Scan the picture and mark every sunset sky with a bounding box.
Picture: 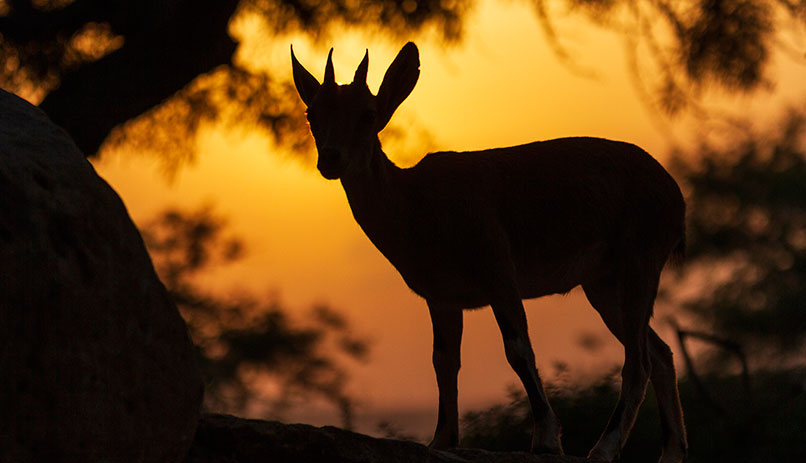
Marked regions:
[91,0,806,437]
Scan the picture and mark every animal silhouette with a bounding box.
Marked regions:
[291,42,687,463]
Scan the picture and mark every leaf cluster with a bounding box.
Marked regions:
[532,0,804,115]
[0,0,467,156]
[669,110,806,366]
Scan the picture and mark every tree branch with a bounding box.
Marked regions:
[670,318,753,416]
[37,0,240,156]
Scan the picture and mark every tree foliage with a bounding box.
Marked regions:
[1,0,803,162]
[531,0,805,115]
[140,206,368,427]
[0,0,468,158]
[669,109,806,369]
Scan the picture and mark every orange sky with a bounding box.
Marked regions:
[91,0,806,437]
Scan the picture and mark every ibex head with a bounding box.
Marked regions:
[291,42,420,179]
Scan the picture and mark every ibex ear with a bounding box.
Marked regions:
[375,42,419,131]
[291,45,321,107]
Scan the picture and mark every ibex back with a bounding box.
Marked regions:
[291,42,687,463]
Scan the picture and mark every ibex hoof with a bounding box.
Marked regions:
[531,444,563,456]
[531,416,563,455]
[658,444,688,463]
[587,446,620,463]
[428,435,457,451]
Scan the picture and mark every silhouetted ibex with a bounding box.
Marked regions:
[291,42,687,463]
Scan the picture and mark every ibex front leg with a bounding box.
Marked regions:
[491,293,563,455]
[427,301,463,450]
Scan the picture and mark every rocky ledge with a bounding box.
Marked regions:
[186,414,586,463]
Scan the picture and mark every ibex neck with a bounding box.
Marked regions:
[340,139,401,200]
[339,139,405,242]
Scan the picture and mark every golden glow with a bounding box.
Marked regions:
[93,0,806,432]
[67,22,124,64]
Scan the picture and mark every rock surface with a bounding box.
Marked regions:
[186,414,586,463]
[0,89,203,462]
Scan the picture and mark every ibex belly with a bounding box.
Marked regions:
[383,222,608,309]
[386,239,498,308]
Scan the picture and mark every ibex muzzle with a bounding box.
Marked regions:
[316,147,345,179]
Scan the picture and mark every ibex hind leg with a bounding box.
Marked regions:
[584,266,687,463]
[648,329,688,463]
[582,268,659,463]
[490,293,563,455]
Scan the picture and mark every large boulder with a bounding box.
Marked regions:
[0,89,203,461]
[186,414,586,463]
